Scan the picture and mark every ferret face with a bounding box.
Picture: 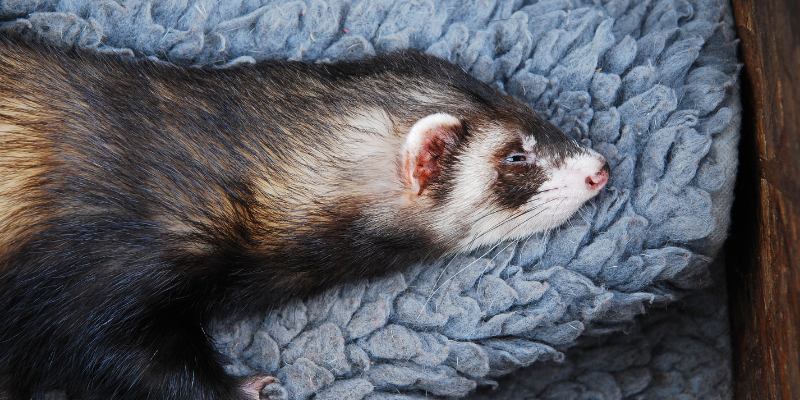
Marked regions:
[398,111,608,253]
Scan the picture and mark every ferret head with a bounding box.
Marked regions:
[395,106,608,253]
[260,52,609,268]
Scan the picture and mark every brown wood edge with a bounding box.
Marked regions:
[727,1,800,399]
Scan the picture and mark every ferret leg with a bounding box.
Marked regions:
[0,227,252,400]
[2,292,251,400]
[107,314,246,400]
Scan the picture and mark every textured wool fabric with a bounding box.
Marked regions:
[468,259,733,400]
[0,0,739,399]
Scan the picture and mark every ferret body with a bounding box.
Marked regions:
[0,38,608,399]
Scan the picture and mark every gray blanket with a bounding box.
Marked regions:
[0,0,739,399]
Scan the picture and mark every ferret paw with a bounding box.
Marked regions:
[241,375,278,400]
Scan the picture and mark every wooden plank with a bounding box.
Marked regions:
[728,1,800,399]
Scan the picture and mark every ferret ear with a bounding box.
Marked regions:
[400,113,463,196]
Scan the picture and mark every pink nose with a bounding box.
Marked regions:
[586,163,609,191]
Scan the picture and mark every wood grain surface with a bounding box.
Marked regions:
[728,1,800,399]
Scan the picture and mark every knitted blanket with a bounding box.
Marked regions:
[0,0,739,399]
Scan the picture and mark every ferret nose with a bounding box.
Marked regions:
[585,162,609,191]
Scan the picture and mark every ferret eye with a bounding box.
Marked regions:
[504,154,528,163]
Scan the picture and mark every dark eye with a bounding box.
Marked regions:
[504,154,528,163]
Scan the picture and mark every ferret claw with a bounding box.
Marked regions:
[241,375,277,400]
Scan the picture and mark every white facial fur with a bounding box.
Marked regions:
[278,110,608,256]
[534,148,608,226]
[425,121,608,253]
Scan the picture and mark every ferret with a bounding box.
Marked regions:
[0,37,609,400]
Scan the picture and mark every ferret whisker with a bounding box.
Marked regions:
[419,197,512,309]
[467,205,507,229]
[417,241,501,318]
[534,186,565,195]
[458,208,530,251]
[421,253,460,306]
[466,196,563,248]
[578,207,592,226]
[434,200,566,309]
[506,198,568,238]
[475,239,518,292]
[425,240,503,312]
